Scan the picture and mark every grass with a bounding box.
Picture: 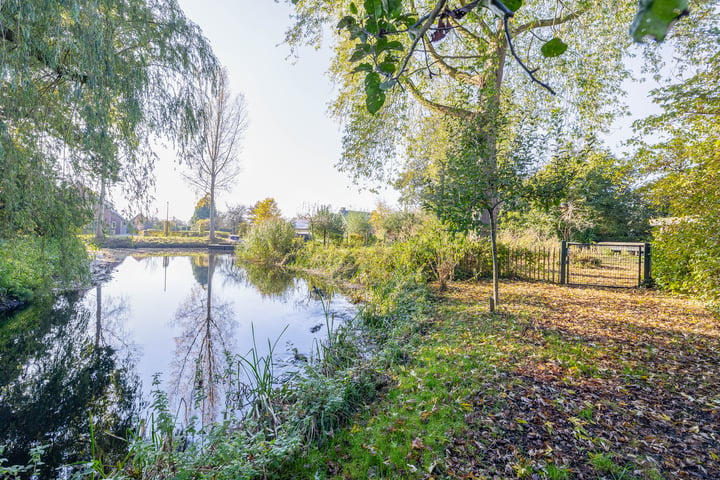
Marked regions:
[280,280,720,479]
[83,234,236,249]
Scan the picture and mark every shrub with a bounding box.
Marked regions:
[0,236,87,302]
[456,237,494,279]
[194,218,210,233]
[572,253,602,267]
[397,216,469,290]
[239,219,299,265]
[653,220,720,307]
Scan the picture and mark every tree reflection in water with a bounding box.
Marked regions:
[171,254,237,426]
[220,259,296,299]
[0,290,139,477]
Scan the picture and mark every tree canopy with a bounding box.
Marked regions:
[0,0,218,240]
[633,2,720,304]
[250,198,283,224]
[285,0,693,305]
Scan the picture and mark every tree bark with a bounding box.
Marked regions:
[209,177,216,243]
[95,176,106,241]
[489,205,500,308]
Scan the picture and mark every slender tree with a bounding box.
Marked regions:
[224,204,250,235]
[305,204,345,246]
[184,68,249,242]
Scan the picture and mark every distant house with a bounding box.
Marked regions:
[339,208,372,242]
[93,204,128,235]
[339,208,371,221]
[292,219,311,240]
[649,216,696,227]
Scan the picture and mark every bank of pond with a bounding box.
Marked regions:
[0,252,371,478]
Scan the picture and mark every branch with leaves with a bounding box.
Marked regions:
[329,0,691,113]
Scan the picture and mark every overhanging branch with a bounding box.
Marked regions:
[502,15,555,95]
[1,23,90,84]
[402,78,476,120]
[512,9,586,36]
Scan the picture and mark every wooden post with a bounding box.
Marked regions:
[643,243,653,287]
[560,241,568,285]
[489,296,495,313]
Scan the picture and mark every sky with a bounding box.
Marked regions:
[117,0,664,223]
[127,0,398,223]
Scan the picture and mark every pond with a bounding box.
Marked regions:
[0,252,355,474]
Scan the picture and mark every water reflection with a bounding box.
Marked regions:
[0,293,140,477]
[0,253,356,474]
[222,261,296,299]
[171,254,236,426]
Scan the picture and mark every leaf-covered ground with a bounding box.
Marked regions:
[288,281,720,479]
[442,282,719,479]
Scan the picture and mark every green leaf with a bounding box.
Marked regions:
[374,38,404,55]
[366,17,380,35]
[364,72,386,114]
[349,44,372,62]
[541,37,568,58]
[383,0,403,18]
[504,0,523,12]
[337,16,357,30]
[378,61,396,74]
[349,50,368,62]
[398,13,419,28]
[352,63,374,73]
[630,0,689,42]
[378,19,395,33]
[364,0,384,18]
[349,25,367,41]
[374,37,388,53]
[349,2,358,15]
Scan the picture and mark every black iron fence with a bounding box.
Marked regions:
[561,242,651,288]
[459,241,651,288]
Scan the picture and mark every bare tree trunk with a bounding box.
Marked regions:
[209,176,216,243]
[489,206,500,310]
[95,176,106,241]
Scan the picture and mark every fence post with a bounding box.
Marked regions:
[560,241,568,285]
[643,243,653,287]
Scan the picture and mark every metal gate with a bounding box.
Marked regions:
[560,242,651,288]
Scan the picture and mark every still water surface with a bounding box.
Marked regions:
[0,252,354,473]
